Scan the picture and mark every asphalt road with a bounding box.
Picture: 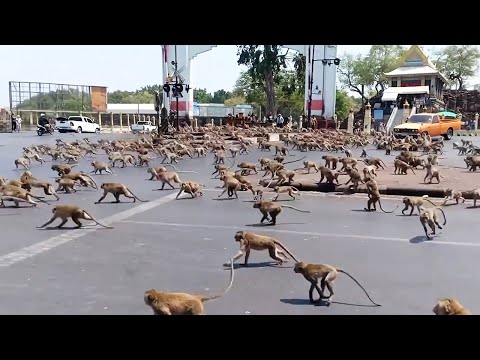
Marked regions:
[0,130,479,315]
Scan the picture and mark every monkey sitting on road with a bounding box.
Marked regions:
[271,186,300,201]
[90,160,114,175]
[176,181,204,199]
[253,200,310,225]
[223,231,299,267]
[402,195,437,215]
[419,206,447,240]
[37,205,113,229]
[432,298,471,315]
[95,182,147,203]
[293,262,381,306]
[442,188,465,206]
[144,258,234,315]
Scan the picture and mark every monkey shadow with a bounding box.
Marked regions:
[245,222,306,227]
[212,197,237,201]
[94,201,135,205]
[37,224,107,231]
[409,235,432,244]
[152,188,175,192]
[223,262,293,270]
[280,298,379,308]
[350,209,384,213]
[395,213,418,217]
[465,206,479,210]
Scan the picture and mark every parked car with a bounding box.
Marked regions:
[55,116,101,134]
[393,112,461,140]
[130,120,157,133]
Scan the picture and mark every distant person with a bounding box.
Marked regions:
[11,113,16,132]
[15,116,22,132]
[275,113,284,128]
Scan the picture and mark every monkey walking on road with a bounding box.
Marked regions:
[95,183,148,203]
[37,205,113,229]
[253,200,310,225]
[419,206,447,240]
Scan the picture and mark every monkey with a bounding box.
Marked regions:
[317,165,340,185]
[364,179,399,213]
[321,155,338,170]
[258,157,273,170]
[262,161,284,179]
[110,153,137,167]
[236,162,258,175]
[273,155,284,163]
[192,146,207,158]
[402,196,437,215]
[0,195,38,208]
[213,150,227,164]
[212,164,229,178]
[176,181,204,199]
[344,149,353,157]
[252,188,264,201]
[271,186,300,201]
[362,165,377,178]
[217,176,242,199]
[95,182,148,203]
[253,200,310,225]
[143,257,234,315]
[360,148,368,158]
[154,170,182,190]
[442,188,465,206]
[0,185,48,207]
[136,154,155,167]
[61,153,78,164]
[23,153,45,164]
[90,160,114,175]
[418,206,447,240]
[385,144,391,155]
[293,261,381,306]
[51,164,76,176]
[61,172,98,189]
[274,145,290,156]
[37,204,113,229]
[21,177,60,201]
[223,231,299,267]
[55,178,77,194]
[160,152,180,165]
[344,167,364,188]
[14,157,30,170]
[424,164,443,184]
[228,147,240,158]
[274,169,296,185]
[394,159,416,175]
[361,158,386,170]
[338,157,358,171]
[432,298,471,315]
[302,160,319,174]
[427,154,439,165]
[19,170,34,183]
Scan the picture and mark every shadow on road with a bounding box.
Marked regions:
[223,262,293,270]
[409,235,431,244]
[245,222,306,227]
[280,298,380,308]
[465,206,479,210]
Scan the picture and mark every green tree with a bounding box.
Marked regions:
[224,95,247,107]
[212,89,231,103]
[193,88,213,103]
[335,89,353,121]
[366,45,407,93]
[338,54,372,103]
[434,45,480,90]
[237,45,288,115]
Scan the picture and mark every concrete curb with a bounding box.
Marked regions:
[258,180,478,199]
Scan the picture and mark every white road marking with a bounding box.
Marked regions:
[118,220,480,248]
[0,193,178,268]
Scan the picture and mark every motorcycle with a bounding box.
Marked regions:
[37,124,54,136]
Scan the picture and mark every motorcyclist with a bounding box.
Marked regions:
[38,113,51,130]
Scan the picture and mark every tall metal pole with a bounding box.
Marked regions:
[174,45,179,131]
[307,45,315,124]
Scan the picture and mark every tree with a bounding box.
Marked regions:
[224,95,247,107]
[237,45,288,115]
[193,88,213,103]
[366,45,407,93]
[338,53,372,103]
[335,89,353,121]
[212,89,231,104]
[434,45,480,90]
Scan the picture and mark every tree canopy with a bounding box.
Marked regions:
[433,45,480,90]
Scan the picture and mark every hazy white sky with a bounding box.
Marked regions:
[0,45,476,107]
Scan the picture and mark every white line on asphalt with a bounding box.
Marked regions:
[118,220,480,248]
[0,193,178,268]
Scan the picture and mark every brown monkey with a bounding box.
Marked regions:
[293,261,381,306]
[364,179,399,213]
[344,167,364,188]
[155,171,181,190]
[90,160,113,175]
[36,205,113,229]
[302,160,319,174]
[253,200,310,225]
[96,182,148,203]
[424,164,443,184]
[236,162,258,175]
[176,181,204,199]
[61,172,98,189]
[143,258,234,315]
[262,161,284,179]
[21,177,60,201]
[402,196,437,215]
[318,165,339,184]
[212,164,228,178]
[276,169,296,185]
[14,157,30,170]
[224,231,299,266]
[55,178,77,194]
[394,159,416,175]
[322,155,338,170]
[275,145,290,156]
[217,176,242,199]
[419,206,447,240]
[51,164,76,176]
[432,298,471,315]
[137,154,155,167]
[271,186,300,201]
[161,152,180,164]
[442,188,465,206]
[0,185,48,207]
[361,158,386,170]
[338,157,358,171]
[274,155,284,163]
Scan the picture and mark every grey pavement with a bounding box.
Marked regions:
[0,131,479,314]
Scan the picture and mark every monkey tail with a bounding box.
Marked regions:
[378,199,399,214]
[380,159,387,167]
[227,158,236,169]
[424,199,438,207]
[81,173,98,189]
[83,211,114,229]
[283,156,307,165]
[437,207,447,225]
[126,187,148,202]
[291,186,300,193]
[29,194,50,205]
[199,257,235,303]
[264,178,275,189]
[273,240,300,262]
[163,164,178,171]
[336,269,381,307]
[281,205,311,213]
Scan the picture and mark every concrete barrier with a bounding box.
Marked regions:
[258,179,479,199]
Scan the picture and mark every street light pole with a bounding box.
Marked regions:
[174,45,180,131]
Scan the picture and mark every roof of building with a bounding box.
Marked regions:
[381,86,430,101]
[385,45,448,83]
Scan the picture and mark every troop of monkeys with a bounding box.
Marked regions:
[0,124,473,315]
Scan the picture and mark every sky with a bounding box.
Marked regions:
[0,45,477,108]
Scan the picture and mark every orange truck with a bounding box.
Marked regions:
[392,112,462,140]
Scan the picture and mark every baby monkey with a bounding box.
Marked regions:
[96,182,148,203]
[37,205,113,229]
[293,261,381,306]
[419,206,447,240]
[271,186,300,201]
[224,231,299,267]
